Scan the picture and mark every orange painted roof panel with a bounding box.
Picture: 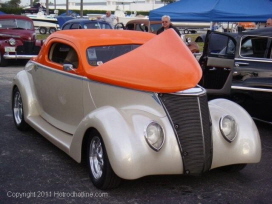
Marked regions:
[86,29,202,93]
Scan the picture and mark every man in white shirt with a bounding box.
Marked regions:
[99,11,119,29]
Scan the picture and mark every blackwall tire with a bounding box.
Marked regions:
[49,27,56,34]
[0,53,8,67]
[87,130,121,189]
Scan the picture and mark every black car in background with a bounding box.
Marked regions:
[61,19,112,30]
[199,28,272,124]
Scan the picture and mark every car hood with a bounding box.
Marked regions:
[0,29,34,40]
[86,29,202,93]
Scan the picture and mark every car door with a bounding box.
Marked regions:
[199,30,237,96]
[31,42,84,134]
[231,34,272,122]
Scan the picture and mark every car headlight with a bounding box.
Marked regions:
[9,38,16,46]
[219,115,237,143]
[186,37,192,43]
[144,121,165,151]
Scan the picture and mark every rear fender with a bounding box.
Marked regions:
[12,69,40,120]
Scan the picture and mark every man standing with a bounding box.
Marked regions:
[99,11,119,29]
[266,18,272,27]
[157,15,181,36]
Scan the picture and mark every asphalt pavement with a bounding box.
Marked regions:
[1,65,272,204]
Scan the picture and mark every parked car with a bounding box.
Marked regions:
[115,19,200,53]
[12,29,261,189]
[199,27,272,123]
[0,14,43,66]
[61,18,112,30]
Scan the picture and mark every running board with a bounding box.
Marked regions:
[27,116,73,154]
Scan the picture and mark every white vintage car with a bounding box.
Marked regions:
[12,29,261,189]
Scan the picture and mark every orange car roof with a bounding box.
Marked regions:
[87,29,202,93]
[46,29,155,47]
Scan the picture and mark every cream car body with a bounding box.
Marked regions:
[12,29,261,189]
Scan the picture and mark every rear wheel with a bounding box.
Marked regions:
[87,130,121,189]
[39,27,47,34]
[12,87,29,131]
[49,27,56,34]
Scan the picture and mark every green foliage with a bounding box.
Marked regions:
[161,0,176,4]
[0,7,23,15]
[2,0,21,8]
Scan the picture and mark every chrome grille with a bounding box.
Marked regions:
[158,89,212,175]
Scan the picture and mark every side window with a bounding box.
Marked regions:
[126,23,134,30]
[71,23,80,29]
[208,33,236,57]
[49,43,79,68]
[135,24,142,31]
[62,24,70,30]
[240,36,270,59]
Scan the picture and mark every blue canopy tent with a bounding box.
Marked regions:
[149,0,272,22]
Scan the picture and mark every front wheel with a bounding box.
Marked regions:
[12,87,29,131]
[87,130,121,189]
[0,53,8,67]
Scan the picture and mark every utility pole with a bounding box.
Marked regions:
[46,0,49,15]
[66,0,69,15]
[80,0,83,17]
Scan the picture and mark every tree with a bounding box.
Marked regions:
[161,0,176,4]
[4,0,21,8]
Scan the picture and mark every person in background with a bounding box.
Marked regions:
[266,18,272,27]
[157,15,181,36]
[98,11,119,29]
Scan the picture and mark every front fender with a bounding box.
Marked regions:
[209,98,261,169]
[70,106,183,179]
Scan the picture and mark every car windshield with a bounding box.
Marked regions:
[150,23,161,33]
[84,22,112,29]
[87,44,140,66]
[0,19,33,29]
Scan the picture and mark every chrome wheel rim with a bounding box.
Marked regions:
[89,136,104,179]
[13,91,23,125]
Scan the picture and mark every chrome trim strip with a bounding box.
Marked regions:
[172,86,206,96]
[0,34,21,38]
[197,96,205,155]
[234,57,272,63]
[4,54,37,59]
[232,86,272,93]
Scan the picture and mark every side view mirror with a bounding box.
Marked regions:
[63,64,76,72]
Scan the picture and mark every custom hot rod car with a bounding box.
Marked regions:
[12,29,261,189]
[0,14,43,66]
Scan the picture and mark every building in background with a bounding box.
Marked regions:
[44,0,164,12]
